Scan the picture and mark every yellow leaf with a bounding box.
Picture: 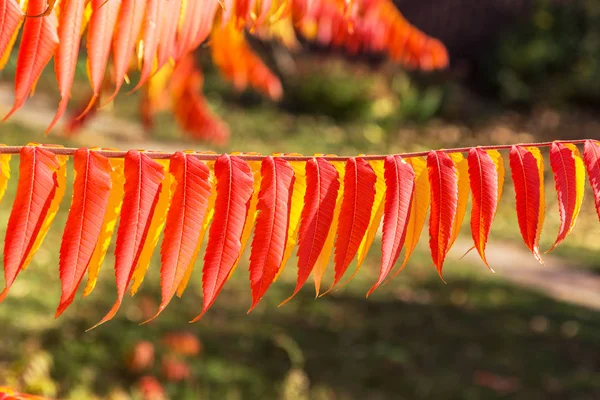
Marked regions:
[448,152,470,249]
[390,156,429,278]
[275,160,306,281]
[84,158,125,296]
[528,146,546,264]
[130,159,174,295]
[313,160,345,295]
[487,149,505,207]
[0,148,11,204]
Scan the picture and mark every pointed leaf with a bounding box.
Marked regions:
[0,0,24,70]
[1,147,61,301]
[427,150,458,278]
[468,148,501,268]
[248,157,294,311]
[281,157,339,304]
[4,0,58,120]
[548,142,585,251]
[131,0,165,91]
[368,155,414,296]
[92,151,165,327]
[56,149,112,317]
[156,0,182,69]
[192,154,254,320]
[448,152,469,248]
[509,145,545,263]
[0,148,10,205]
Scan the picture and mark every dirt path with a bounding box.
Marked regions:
[1,84,600,311]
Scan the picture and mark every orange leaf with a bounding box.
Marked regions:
[131,0,165,91]
[584,140,600,221]
[92,151,165,328]
[509,145,545,263]
[548,142,585,251]
[330,157,376,289]
[148,152,211,320]
[56,149,112,317]
[1,147,61,301]
[427,150,458,278]
[468,148,501,269]
[192,154,254,320]
[281,157,339,304]
[47,0,87,133]
[368,155,414,296]
[248,157,295,311]
[156,0,182,69]
[0,0,24,69]
[3,0,58,121]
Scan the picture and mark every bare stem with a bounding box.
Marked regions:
[0,139,592,161]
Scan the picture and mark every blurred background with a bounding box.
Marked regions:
[1,0,600,398]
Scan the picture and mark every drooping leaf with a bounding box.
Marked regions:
[131,0,165,91]
[281,157,339,304]
[148,152,211,320]
[548,142,585,251]
[509,145,545,264]
[92,151,165,328]
[248,157,294,311]
[448,152,469,249]
[47,0,87,132]
[0,147,10,204]
[584,140,600,221]
[84,157,125,296]
[156,0,182,69]
[0,0,24,70]
[391,156,429,277]
[427,150,458,278]
[192,154,254,320]
[468,148,501,269]
[1,147,61,301]
[312,159,344,295]
[83,0,122,115]
[3,0,58,120]
[330,157,376,289]
[56,149,112,317]
[368,155,414,296]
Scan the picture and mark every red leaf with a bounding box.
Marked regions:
[248,157,295,312]
[281,157,340,304]
[368,155,414,296]
[131,0,165,91]
[0,0,24,65]
[56,149,112,317]
[192,154,254,320]
[105,0,146,104]
[468,148,500,269]
[3,0,58,120]
[82,0,122,115]
[427,150,458,278]
[584,140,600,221]
[330,157,376,288]
[1,147,60,301]
[156,0,182,69]
[549,142,584,251]
[509,145,545,263]
[91,151,165,328]
[149,152,211,320]
[47,0,87,132]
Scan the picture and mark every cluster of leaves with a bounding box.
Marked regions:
[0,140,598,327]
[0,0,448,143]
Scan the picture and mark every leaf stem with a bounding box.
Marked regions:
[0,139,592,161]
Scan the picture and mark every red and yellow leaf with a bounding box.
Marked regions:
[47,0,87,132]
[132,0,165,91]
[548,142,585,251]
[468,148,502,269]
[0,0,24,70]
[156,0,182,69]
[1,146,61,301]
[3,0,58,121]
[92,151,165,328]
[84,157,125,296]
[584,140,600,221]
[330,157,376,288]
[368,155,414,296]
[0,148,10,204]
[248,157,294,311]
[282,157,339,304]
[149,152,211,320]
[509,145,545,263]
[192,154,254,320]
[427,150,458,278]
[448,152,469,248]
[391,156,429,277]
[56,149,112,317]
